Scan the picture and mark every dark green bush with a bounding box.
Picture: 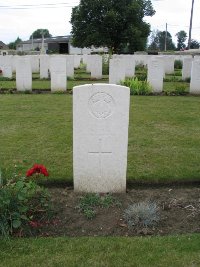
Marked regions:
[102,62,109,75]
[135,72,147,81]
[0,77,13,81]
[174,60,182,69]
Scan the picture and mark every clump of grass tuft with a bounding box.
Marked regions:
[77,193,120,220]
[123,201,160,228]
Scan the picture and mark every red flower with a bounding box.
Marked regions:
[26,164,49,177]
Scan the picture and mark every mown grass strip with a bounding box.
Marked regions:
[0,234,200,267]
[0,95,200,183]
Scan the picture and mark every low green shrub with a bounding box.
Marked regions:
[135,64,146,71]
[0,77,13,81]
[135,65,147,81]
[174,69,182,76]
[164,75,182,82]
[135,72,147,81]
[0,166,52,238]
[102,62,109,75]
[123,201,160,228]
[77,193,120,220]
[164,83,188,96]
[174,60,182,69]
[121,77,152,95]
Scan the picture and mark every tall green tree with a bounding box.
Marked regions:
[176,30,187,50]
[148,30,176,51]
[30,29,52,39]
[8,37,22,50]
[70,0,155,53]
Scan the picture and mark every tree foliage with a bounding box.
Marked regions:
[176,30,187,50]
[30,29,52,39]
[148,30,176,51]
[8,37,22,50]
[70,0,155,53]
[190,39,200,49]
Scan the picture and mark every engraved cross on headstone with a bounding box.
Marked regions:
[88,138,112,178]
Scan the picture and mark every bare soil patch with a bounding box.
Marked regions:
[30,185,200,237]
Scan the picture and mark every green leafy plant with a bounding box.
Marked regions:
[77,193,120,220]
[0,166,52,238]
[121,77,152,95]
[123,201,160,228]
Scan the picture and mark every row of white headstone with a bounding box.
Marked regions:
[147,56,200,94]
[0,54,200,94]
[109,55,200,94]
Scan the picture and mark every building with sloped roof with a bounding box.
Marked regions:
[16,35,107,54]
[0,41,8,50]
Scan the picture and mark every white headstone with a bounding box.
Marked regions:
[91,55,102,79]
[50,56,67,91]
[12,55,20,72]
[109,58,125,84]
[190,60,200,94]
[123,55,135,78]
[85,55,92,73]
[74,55,82,69]
[82,54,88,64]
[164,56,175,75]
[66,55,74,78]
[0,55,13,78]
[16,57,32,91]
[147,57,164,93]
[40,55,49,79]
[182,57,193,80]
[73,83,130,193]
[30,55,40,73]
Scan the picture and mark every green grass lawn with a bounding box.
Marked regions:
[0,94,200,183]
[0,234,200,267]
[0,78,109,90]
[1,68,200,264]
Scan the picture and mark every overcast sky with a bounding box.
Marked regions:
[0,0,200,45]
